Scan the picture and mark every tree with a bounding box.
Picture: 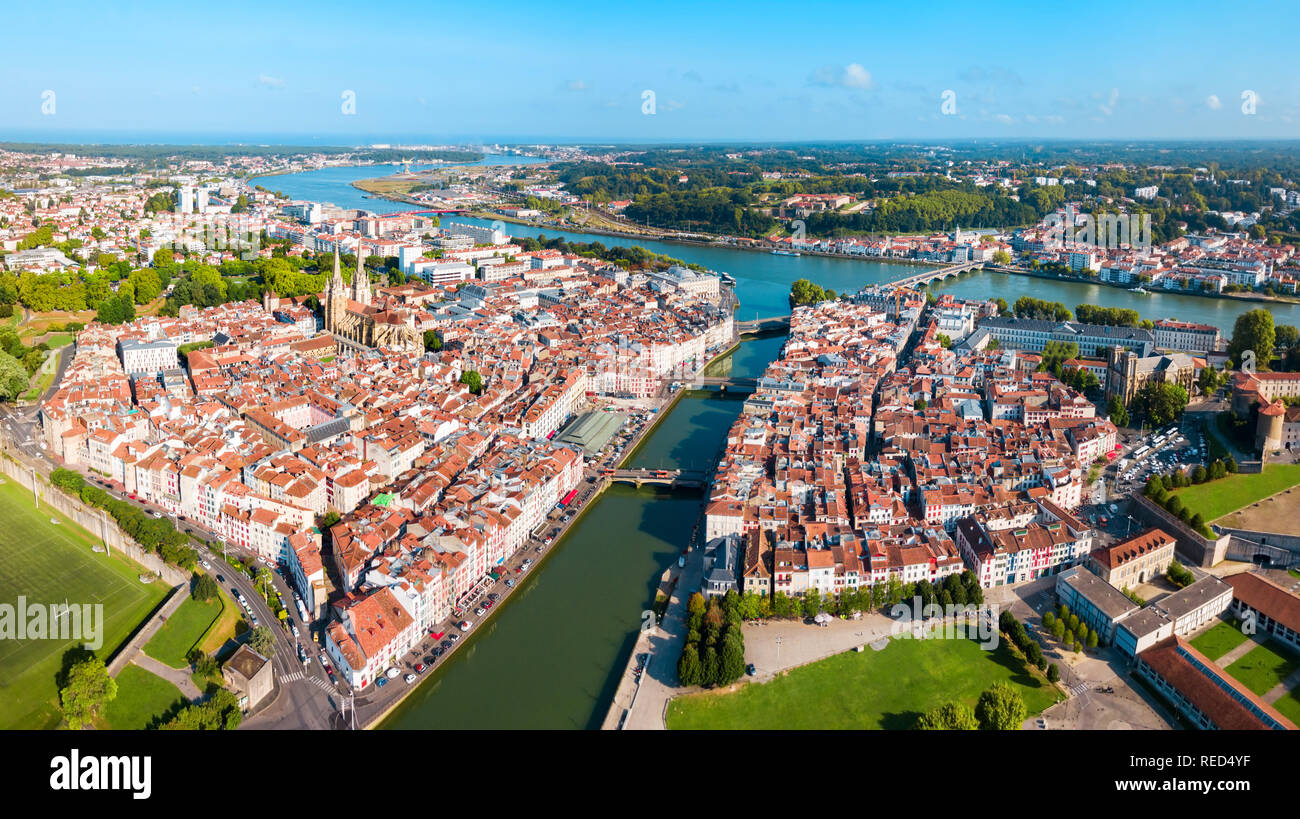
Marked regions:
[677,644,701,687]
[1225,456,1238,474]
[1228,308,1275,371]
[0,350,28,401]
[1131,382,1189,427]
[1042,611,1056,630]
[687,592,707,618]
[720,634,746,683]
[992,250,1011,266]
[192,573,219,603]
[1107,395,1129,428]
[975,682,1027,730]
[789,278,827,308]
[423,330,442,352]
[1046,663,1060,683]
[248,625,275,656]
[701,646,720,687]
[1192,464,1207,484]
[915,701,979,730]
[459,370,483,395]
[60,656,117,729]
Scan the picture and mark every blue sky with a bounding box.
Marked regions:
[3,0,1297,144]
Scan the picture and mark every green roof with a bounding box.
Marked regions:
[372,493,395,507]
[554,410,627,455]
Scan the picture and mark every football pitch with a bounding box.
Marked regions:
[0,474,169,729]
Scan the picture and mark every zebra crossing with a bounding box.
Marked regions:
[1068,682,1088,696]
[279,669,333,691]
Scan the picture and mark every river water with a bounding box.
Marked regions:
[267,160,1295,729]
[268,161,1300,332]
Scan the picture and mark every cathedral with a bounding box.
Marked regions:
[323,248,422,352]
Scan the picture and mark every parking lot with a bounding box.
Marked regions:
[1109,419,1209,499]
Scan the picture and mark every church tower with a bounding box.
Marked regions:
[326,248,346,332]
[352,244,371,306]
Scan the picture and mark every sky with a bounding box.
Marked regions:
[3,0,1298,145]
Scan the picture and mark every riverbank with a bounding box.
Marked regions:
[365,467,615,729]
[369,369,717,728]
[983,265,1300,307]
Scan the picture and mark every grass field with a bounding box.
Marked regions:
[1224,641,1300,697]
[0,476,169,729]
[666,635,1062,730]
[143,595,222,669]
[197,589,240,654]
[1272,689,1300,726]
[1189,620,1251,662]
[100,664,186,730]
[1172,464,1300,523]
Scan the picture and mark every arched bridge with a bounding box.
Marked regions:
[736,315,792,334]
[890,260,984,289]
[607,468,709,489]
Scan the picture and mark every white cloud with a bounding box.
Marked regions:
[1206,94,1222,110]
[258,74,284,88]
[566,79,586,91]
[994,113,1014,125]
[1098,87,1118,116]
[842,63,872,89]
[809,63,873,90]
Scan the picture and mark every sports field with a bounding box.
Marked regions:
[666,634,1062,730]
[0,475,168,729]
[1172,464,1300,524]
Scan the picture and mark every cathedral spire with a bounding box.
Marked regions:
[330,247,344,291]
[353,242,371,306]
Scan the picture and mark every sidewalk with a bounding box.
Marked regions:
[106,585,190,677]
[132,654,204,701]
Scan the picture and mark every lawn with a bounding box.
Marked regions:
[143,594,222,669]
[666,634,1062,730]
[1272,689,1300,726]
[0,475,169,729]
[100,664,186,730]
[1172,464,1300,522]
[197,588,241,654]
[1224,641,1300,697]
[1189,620,1250,662]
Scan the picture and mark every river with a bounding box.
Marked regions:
[268,161,1300,332]
[267,161,1292,729]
